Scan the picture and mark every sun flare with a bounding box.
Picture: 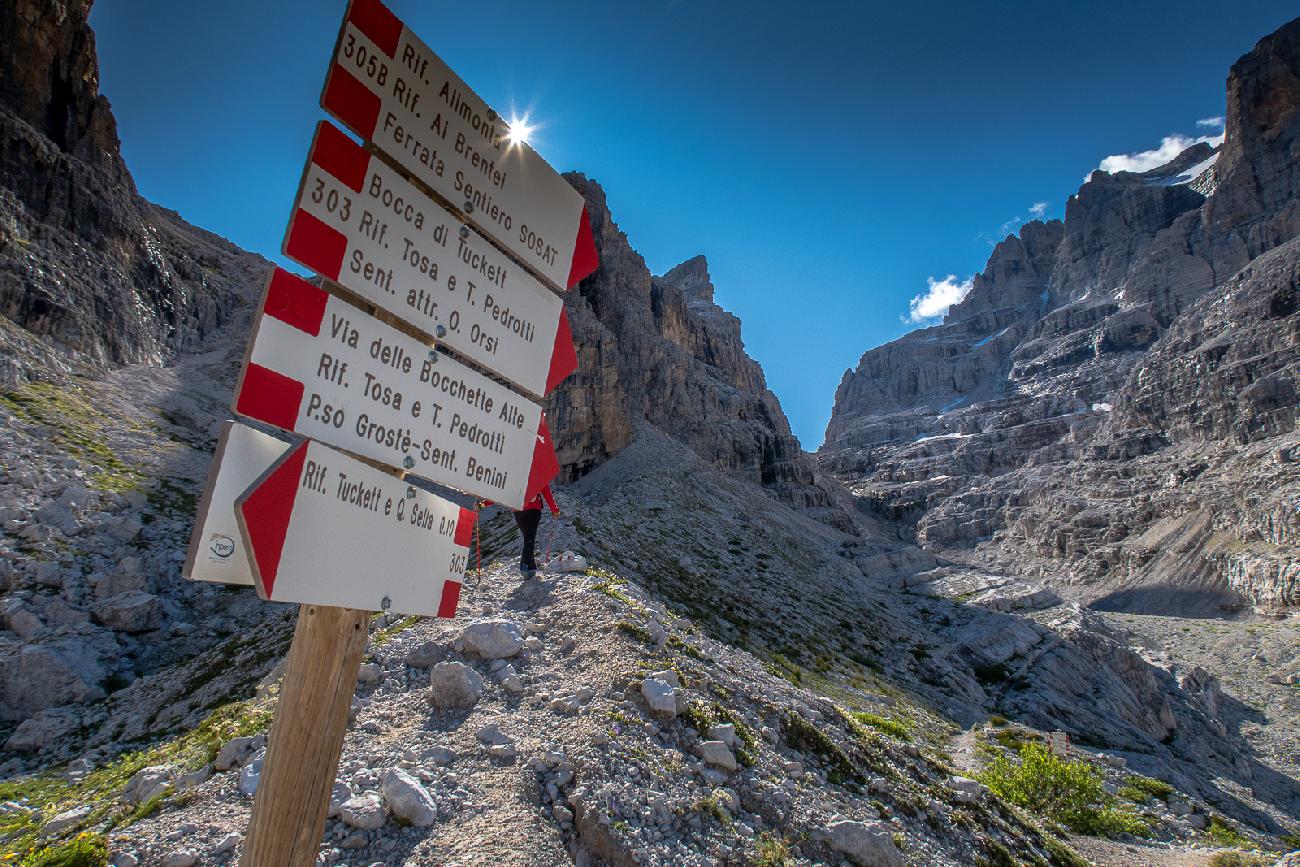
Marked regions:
[506,114,536,147]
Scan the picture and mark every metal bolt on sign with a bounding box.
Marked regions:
[406,486,416,499]
[435,325,447,338]
[426,349,438,362]
[463,200,474,214]
[381,595,391,611]
[459,225,470,239]
[403,456,414,469]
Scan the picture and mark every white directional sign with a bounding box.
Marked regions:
[237,436,474,616]
[183,421,292,586]
[284,121,577,398]
[319,0,599,292]
[233,269,559,510]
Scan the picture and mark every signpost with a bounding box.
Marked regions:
[183,422,290,587]
[175,0,601,861]
[234,268,559,509]
[284,121,578,398]
[238,436,475,615]
[319,0,599,291]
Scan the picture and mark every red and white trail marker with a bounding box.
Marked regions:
[234,269,559,510]
[320,0,599,292]
[237,436,474,616]
[284,121,577,398]
[183,421,291,587]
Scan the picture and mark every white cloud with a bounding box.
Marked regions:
[907,274,974,323]
[1196,116,1224,129]
[1029,201,1049,219]
[1097,132,1224,174]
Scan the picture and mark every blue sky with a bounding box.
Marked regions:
[90,0,1297,448]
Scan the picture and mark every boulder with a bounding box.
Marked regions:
[214,735,264,771]
[5,708,78,751]
[461,619,524,659]
[121,765,174,805]
[427,662,483,709]
[641,678,677,717]
[92,592,163,633]
[823,819,904,867]
[697,740,738,771]
[381,768,437,827]
[338,793,386,830]
[949,776,988,803]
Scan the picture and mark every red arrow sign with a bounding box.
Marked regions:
[320,0,599,292]
[237,437,475,616]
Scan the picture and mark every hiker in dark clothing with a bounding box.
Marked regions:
[514,485,559,575]
[482,485,559,576]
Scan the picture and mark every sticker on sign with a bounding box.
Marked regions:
[183,421,291,587]
[319,0,599,292]
[234,269,559,510]
[284,121,576,398]
[237,436,474,616]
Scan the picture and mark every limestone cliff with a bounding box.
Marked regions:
[0,0,266,383]
[548,177,850,526]
[820,17,1300,615]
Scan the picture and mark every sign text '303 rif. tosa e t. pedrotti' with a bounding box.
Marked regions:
[284,121,577,398]
[321,0,599,293]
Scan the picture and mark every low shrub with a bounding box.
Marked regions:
[977,743,1148,838]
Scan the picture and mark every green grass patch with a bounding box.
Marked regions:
[753,832,794,866]
[781,714,858,786]
[1204,815,1252,848]
[1041,836,1090,867]
[848,711,911,742]
[1207,853,1273,867]
[617,620,653,643]
[0,382,145,494]
[0,698,272,857]
[977,743,1150,838]
[1117,774,1174,803]
[16,831,109,867]
[371,614,421,645]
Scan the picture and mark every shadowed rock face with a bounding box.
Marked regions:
[821,16,1300,616]
[0,0,265,381]
[548,175,850,526]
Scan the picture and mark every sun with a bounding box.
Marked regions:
[506,114,536,148]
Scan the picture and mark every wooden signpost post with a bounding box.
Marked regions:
[179,0,600,862]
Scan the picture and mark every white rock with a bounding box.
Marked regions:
[404,641,444,668]
[160,852,198,867]
[237,750,266,798]
[356,663,382,684]
[711,723,736,747]
[824,819,904,867]
[381,768,437,827]
[338,793,386,830]
[649,669,680,688]
[121,765,174,805]
[640,678,677,717]
[212,833,241,856]
[110,853,139,867]
[523,636,543,652]
[461,619,524,659]
[42,805,90,835]
[427,662,484,709]
[215,735,263,771]
[950,776,988,803]
[697,741,737,771]
[476,723,512,745]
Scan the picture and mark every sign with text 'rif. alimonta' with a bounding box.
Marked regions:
[183,421,291,587]
[284,121,576,398]
[234,269,559,510]
[237,436,474,616]
[319,0,599,292]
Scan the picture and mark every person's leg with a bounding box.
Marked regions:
[513,509,541,572]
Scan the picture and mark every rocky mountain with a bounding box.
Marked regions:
[547,180,850,527]
[0,0,267,385]
[821,17,1300,619]
[0,3,1297,867]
